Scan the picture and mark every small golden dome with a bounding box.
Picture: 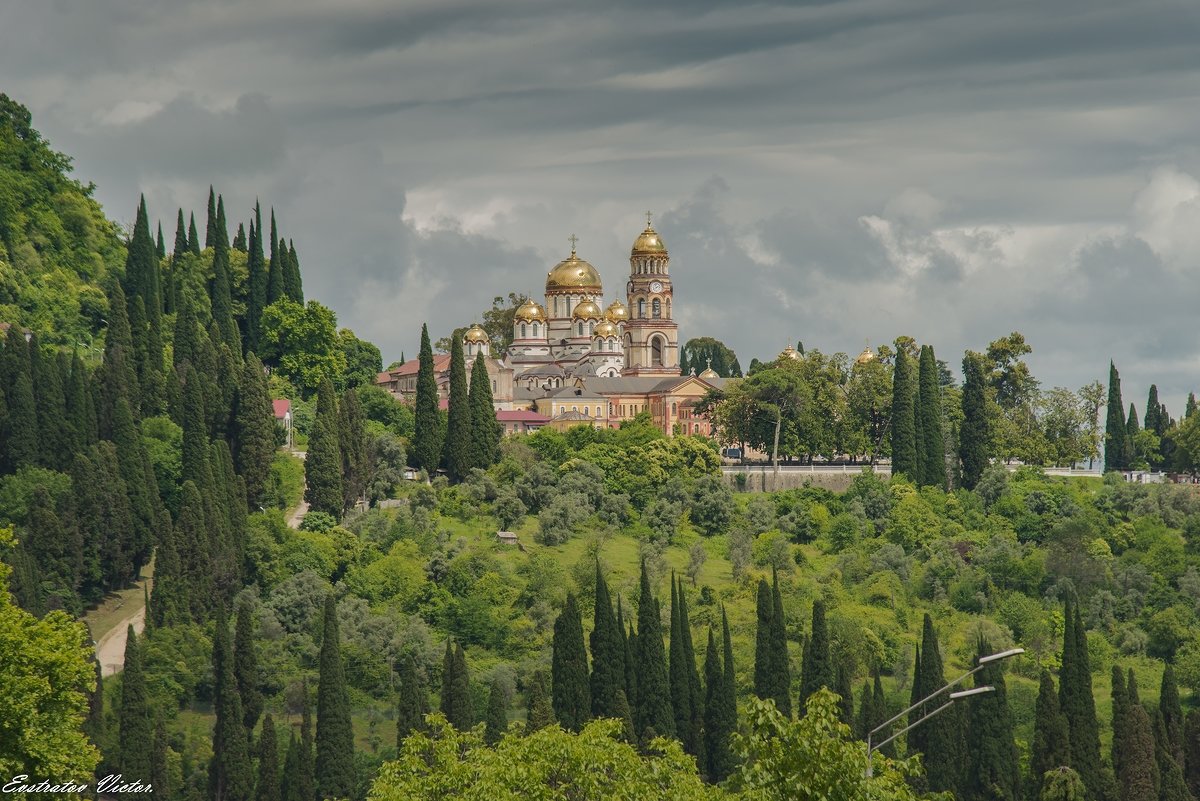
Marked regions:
[779,344,802,361]
[855,346,877,366]
[594,320,619,338]
[463,324,489,343]
[514,298,546,323]
[632,224,667,254]
[572,299,603,320]
[699,358,719,379]
[546,240,602,292]
[605,299,629,323]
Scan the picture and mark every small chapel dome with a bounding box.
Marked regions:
[572,299,603,320]
[855,346,877,366]
[779,344,802,361]
[594,320,619,338]
[514,297,546,323]
[463,324,490,343]
[605,299,629,324]
[699,359,719,380]
[632,223,667,254]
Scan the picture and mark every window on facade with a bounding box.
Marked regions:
[521,324,527,338]
[492,380,496,392]
[672,402,677,414]
[651,337,663,367]
[554,298,559,315]
[638,298,646,318]
[589,322,595,336]
[609,403,613,415]
[578,322,584,336]
[652,298,661,318]
[533,323,539,337]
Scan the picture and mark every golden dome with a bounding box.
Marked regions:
[779,344,801,361]
[699,358,719,379]
[514,298,546,322]
[546,241,602,291]
[855,346,877,366]
[632,224,667,254]
[594,320,619,338]
[572,299,603,320]
[605,299,629,323]
[464,324,489,343]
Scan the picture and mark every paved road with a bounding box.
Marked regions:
[720,464,1100,477]
[96,605,146,677]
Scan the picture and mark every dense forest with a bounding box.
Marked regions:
[5,92,1200,801]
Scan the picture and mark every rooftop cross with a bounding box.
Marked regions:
[645,210,653,228]
[568,233,578,255]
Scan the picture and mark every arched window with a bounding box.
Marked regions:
[651,336,663,367]
[589,322,595,336]
[596,406,601,417]
[521,323,527,338]
[533,323,539,337]
[609,403,614,416]
[672,402,677,414]
[652,298,661,318]
[554,298,559,316]
[638,298,646,318]
[492,380,496,392]
[578,322,584,336]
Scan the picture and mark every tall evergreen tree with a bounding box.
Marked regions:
[152,717,171,800]
[918,344,946,487]
[124,195,162,325]
[338,387,368,512]
[960,351,989,489]
[1112,665,1128,786]
[396,653,429,743]
[234,601,263,733]
[618,597,638,715]
[297,683,315,801]
[1184,710,1200,799]
[484,678,508,746]
[188,212,201,255]
[1188,393,1198,420]
[911,614,962,796]
[1161,664,1185,768]
[149,517,188,627]
[157,220,166,258]
[1105,361,1128,472]
[210,198,240,352]
[255,715,280,801]
[834,663,854,727]
[891,344,918,481]
[965,637,1020,801]
[634,562,674,739]
[315,594,355,801]
[174,208,189,258]
[590,564,624,718]
[1146,385,1163,437]
[677,577,705,763]
[669,578,691,746]
[411,324,443,474]
[1,327,39,472]
[1154,708,1190,801]
[871,670,895,758]
[27,343,65,471]
[753,578,773,705]
[246,202,267,353]
[233,353,275,509]
[704,608,738,783]
[305,378,343,516]
[552,592,591,731]
[1031,670,1071,800]
[1127,402,1141,454]
[799,599,833,710]
[443,643,472,731]
[118,626,153,781]
[209,605,254,801]
[205,186,217,248]
[525,670,554,733]
[769,570,792,718]
[284,240,303,303]
[1060,601,1102,801]
[266,212,284,305]
[468,351,501,468]
[441,335,472,481]
[280,734,302,801]
[1123,705,1160,801]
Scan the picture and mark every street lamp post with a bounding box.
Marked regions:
[865,647,1024,777]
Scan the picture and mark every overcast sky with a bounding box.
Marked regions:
[3,0,1199,412]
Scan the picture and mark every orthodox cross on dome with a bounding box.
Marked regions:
[568,233,579,255]
[645,210,653,228]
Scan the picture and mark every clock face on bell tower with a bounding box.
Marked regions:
[623,214,680,376]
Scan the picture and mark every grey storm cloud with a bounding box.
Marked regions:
[2,0,1199,410]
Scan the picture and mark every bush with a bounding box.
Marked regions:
[267,453,305,510]
[690,475,736,536]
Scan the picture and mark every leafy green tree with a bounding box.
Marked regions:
[552,592,591,731]
[411,324,443,474]
[964,637,1020,801]
[918,345,946,487]
[891,343,919,481]
[1041,767,1087,801]
[441,336,472,481]
[1030,670,1070,798]
[258,298,345,397]
[525,670,554,732]
[305,378,343,517]
[680,337,743,377]
[635,563,674,739]
[210,605,254,801]
[1105,361,1128,472]
[590,564,625,718]
[960,351,990,489]
[337,328,381,389]
[396,652,429,743]
[315,593,355,800]
[468,351,500,469]
[234,600,263,733]
[799,599,834,710]
[119,626,153,781]
[484,677,508,746]
[1060,601,1102,801]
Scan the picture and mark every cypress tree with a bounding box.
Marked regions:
[30,335,70,470]
[965,637,1020,801]
[918,345,946,487]
[315,593,355,801]
[1113,665,1129,784]
[448,643,472,730]
[233,353,275,509]
[23,486,82,615]
[1060,601,1102,801]
[552,592,591,731]
[233,223,246,252]
[284,240,303,303]
[871,670,895,758]
[669,578,691,744]
[1155,708,1190,801]
[834,663,854,727]
[256,715,280,801]
[891,344,918,480]
[525,670,554,732]
[484,678,508,745]
[118,627,153,781]
[174,208,189,258]
[1031,670,1071,799]
[716,607,739,778]
[634,562,674,738]
[174,291,200,370]
[246,202,267,353]
[856,679,873,740]
[799,599,833,710]
[124,195,161,324]
[1146,385,1162,437]
[150,518,188,627]
[590,564,624,718]
[441,335,472,481]
[188,212,201,255]
[210,199,240,352]
[297,683,315,801]
[305,378,343,517]
[769,570,792,718]
[1161,664,1185,768]
[234,601,263,733]
[619,598,638,715]
[753,578,773,704]
[1128,666,1141,706]
[1,329,39,471]
[1127,402,1141,455]
[151,717,170,800]
[912,614,962,795]
[613,689,636,744]
[960,351,989,489]
[180,363,210,487]
[157,220,166,259]
[1105,361,1128,472]
[67,353,97,449]
[411,324,443,474]
[677,577,704,763]
[396,653,429,743]
[468,351,500,468]
[266,213,284,305]
[280,734,302,801]
[205,186,217,248]
[704,619,736,782]
[1184,710,1200,799]
[209,605,254,801]
[110,396,156,571]
[338,387,368,512]
[1124,705,1160,801]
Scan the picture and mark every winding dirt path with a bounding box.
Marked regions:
[95,605,146,677]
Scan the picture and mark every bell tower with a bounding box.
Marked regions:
[623,213,680,376]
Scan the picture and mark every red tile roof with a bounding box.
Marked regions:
[496,410,550,423]
[272,399,291,419]
[383,355,451,379]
